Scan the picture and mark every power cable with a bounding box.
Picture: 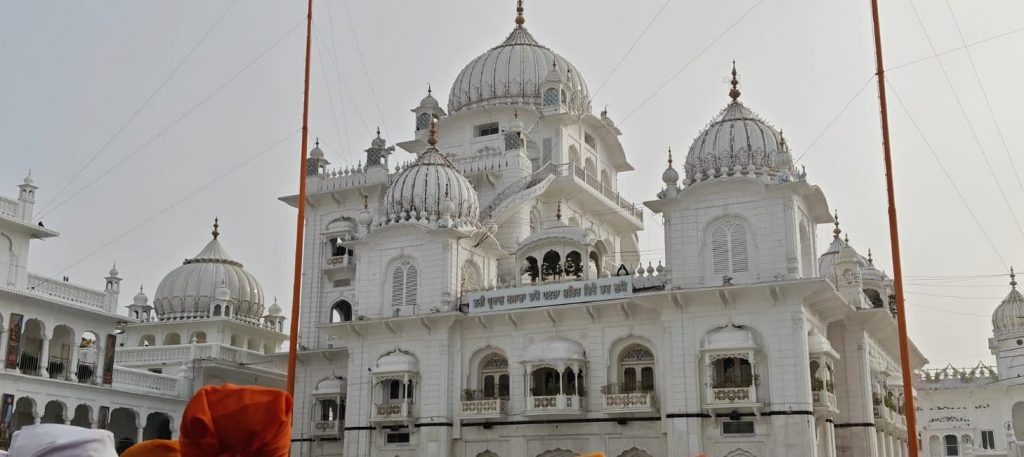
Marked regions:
[943,0,1024,195]
[904,0,1024,246]
[45,128,299,279]
[794,76,874,163]
[591,0,673,97]
[312,26,352,166]
[34,17,306,222]
[886,25,1024,73]
[885,78,1008,267]
[616,0,766,126]
[336,0,391,139]
[35,0,239,216]
[314,16,373,138]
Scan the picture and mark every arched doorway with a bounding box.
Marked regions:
[143,412,173,440]
[19,319,45,376]
[108,407,138,453]
[71,404,93,428]
[11,397,37,433]
[49,324,75,380]
[41,400,66,424]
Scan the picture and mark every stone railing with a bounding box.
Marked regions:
[116,344,285,373]
[0,197,18,218]
[310,420,340,437]
[112,366,182,398]
[565,162,643,222]
[27,274,107,311]
[370,400,411,424]
[708,386,756,405]
[602,391,657,414]
[812,390,839,413]
[523,394,585,415]
[460,399,508,418]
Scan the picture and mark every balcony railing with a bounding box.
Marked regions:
[370,400,412,424]
[310,420,340,437]
[0,197,18,218]
[115,343,285,373]
[707,386,756,406]
[461,399,508,419]
[111,366,182,398]
[523,394,585,415]
[812,390,839,414]
[76,362,97,384]
[601,384,657,414]
[873,404,907,430]
[27,274,107,311]
[565,163,643,222]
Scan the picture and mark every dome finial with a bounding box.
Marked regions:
[1012,266,1018,290]
[212,218,220,240]
[867,248,874,265]
[427,118,438,147]
[667,146,673,166]
[844,232,849,244]
[832,210,841,240]
[315,137,319,148]
[427,84,432,95]
[515,0,525,28]
[729,60,741,101]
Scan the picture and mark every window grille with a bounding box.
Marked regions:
[711,220,750,275]
[416,113,432,131]
[543,88,559,106]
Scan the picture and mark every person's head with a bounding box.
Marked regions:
[8,424,117,457]
[179,384,292,457]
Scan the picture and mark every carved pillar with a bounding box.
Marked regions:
[39,332,51,377]
[68,341,80,382]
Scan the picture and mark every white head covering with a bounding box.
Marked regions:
[9,424,117,457]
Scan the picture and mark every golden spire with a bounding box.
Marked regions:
[212,218,220,240]
[667,147,673,166]
[515,0,525,28]
[1012,266,1018,290]
[427,118,438,147]
[729,60,741,101]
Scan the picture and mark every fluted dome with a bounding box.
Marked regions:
[448,25,590,114]
[153,231,264,321]
[993,272,1024,333]
[524,335,586,362]
[382,135,479,223]
[683,100,793,184]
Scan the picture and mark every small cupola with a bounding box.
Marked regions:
[412,85,446,133]
[308,138,330,177]
[364,128,395,169]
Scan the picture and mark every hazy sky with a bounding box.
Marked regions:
[1,0,1022,368]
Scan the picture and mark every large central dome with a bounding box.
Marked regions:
[447,7,590,114]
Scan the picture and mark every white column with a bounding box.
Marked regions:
[0,328,7,372]
[877,430,886,457]
[93,343,105,385]
[68,342,80,382]
[39,332,51,377]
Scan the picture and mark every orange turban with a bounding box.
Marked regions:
[179,384,293,457]
[121,439,180,457]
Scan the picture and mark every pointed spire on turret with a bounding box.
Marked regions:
[844,232,849,244]
[515,0,525,28]
[427,84,432,96]
[427,118,439,148]
[556,200,562,221]
[1011,266,1017,290]
[668,146,673,167]
[212,218,220,240]
[867,248,874,265]
[832,210,841,240]
[729,60,741,102]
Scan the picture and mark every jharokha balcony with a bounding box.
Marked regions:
[370,399,412,425]
[600,384,657,414]
[524,393,586,416]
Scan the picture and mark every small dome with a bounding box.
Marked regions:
[133,286,148,306]
[382,127,479,223]
[268,298,282,316]
[310,140,325,160]
[448,19,591,114]
[153,226,264,321]
[419,87,440,109]
[109,264,119,277]
[23,172,34,186]
[372,349,419,373]
[524,335,586,361]
[662,148,679,185]
[993,271,1024,334]
[214,280,231,301]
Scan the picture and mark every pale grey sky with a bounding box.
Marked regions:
[1,0,1021,368]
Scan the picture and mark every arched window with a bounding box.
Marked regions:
[138,334,155,347]
[543,88,559,106]
[391,260,418,308]
[522,256,539,284]
[588,251,601,278]
[711,220,749,275]
[479,354,509,400]
[541,250,562,282]
[461,261,482,294]
[568,145,580,165]
[530,367,561,396]
[330,300,353,322]
[319,398,339,421]
[163,333,181,345]
[619,344,655,393]
[565,251,583,279]
[212,304,222,316]
[224,305,231,317]
[712,356,753,388]
[416,113,432,131]
[189,331,206,344]
[944,434,959,456]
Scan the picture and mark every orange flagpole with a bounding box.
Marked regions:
[869,0,919,455]
[287,0,314,398]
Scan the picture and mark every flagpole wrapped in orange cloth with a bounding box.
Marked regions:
[179,384,292,457]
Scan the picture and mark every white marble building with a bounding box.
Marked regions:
[914,271,1024,457]
[284,5,926,457]
[0,175,287,453]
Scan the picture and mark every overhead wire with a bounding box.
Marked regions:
[591,0,673,97]
[794,76,875,163]
[34,16,307,222]
[35,0,240,216]
[336,0,391,139]
[314,14,374,138]
[885,78,1008,267]
[886,24,1024,73]
[943,0,1024,195]
[904,0,1024,246]
[312,25,353,167]
[45,128,300,280]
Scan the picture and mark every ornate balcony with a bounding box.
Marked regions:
[601,384,657,414]
[523,394,585,416]
[710,386,754,404]
[370,400,412,425]
[460,399,508,419]
[873,403,907,432]
[310,420,340,437]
